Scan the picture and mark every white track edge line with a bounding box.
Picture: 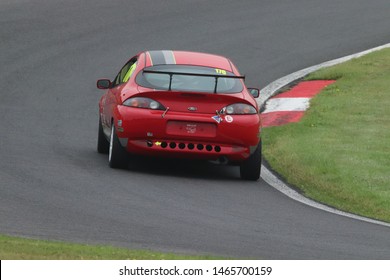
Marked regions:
[259,43,390,228]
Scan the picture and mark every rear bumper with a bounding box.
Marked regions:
[113,106,261,162]
[125,139,254,162]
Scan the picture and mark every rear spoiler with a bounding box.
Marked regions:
[142,69,245,93]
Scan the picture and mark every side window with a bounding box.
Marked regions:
[113,58,137,87]
[122,62,137,83]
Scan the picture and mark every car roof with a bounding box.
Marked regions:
[144,50,234,72]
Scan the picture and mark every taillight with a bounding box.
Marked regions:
[123,97,165,110]
[220,103,257,115]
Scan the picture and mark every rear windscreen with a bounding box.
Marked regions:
[136,65,243,93]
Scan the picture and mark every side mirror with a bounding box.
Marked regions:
[97,79,112,89]
[248,88,260,98]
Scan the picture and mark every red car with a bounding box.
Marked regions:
[97,50,262,180]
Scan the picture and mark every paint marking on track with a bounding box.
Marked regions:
[263,97,311,113]
[261,111,305,127]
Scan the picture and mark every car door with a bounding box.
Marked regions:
[103,57,138,128]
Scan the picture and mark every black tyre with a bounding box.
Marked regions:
[240,141,262,181]
[108,124,128,169]
[97,117,109,154]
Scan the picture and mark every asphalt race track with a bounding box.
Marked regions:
[1,0,389,259]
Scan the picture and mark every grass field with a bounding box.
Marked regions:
[0,234,222,260]
[263,48,390,222]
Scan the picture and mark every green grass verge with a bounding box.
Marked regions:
[263,48,390,222]
[0,234,223,260]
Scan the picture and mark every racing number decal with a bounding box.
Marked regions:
[215,68,227,75]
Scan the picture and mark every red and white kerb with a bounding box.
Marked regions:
[261,80,335,127]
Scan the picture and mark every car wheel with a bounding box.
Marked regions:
[240,141,262,181]
[108,124,127,169]
[97,116,109,154]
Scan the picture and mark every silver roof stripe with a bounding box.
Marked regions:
[162,50,176,64]
[148,50,176,65]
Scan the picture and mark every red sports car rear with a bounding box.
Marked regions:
[97,50,262,180]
